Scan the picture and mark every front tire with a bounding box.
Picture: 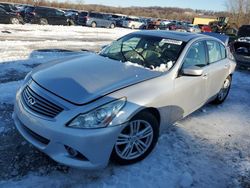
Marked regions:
[212,75,232,104]
[91,22,97,28]
[39,18,48,25]
[110,23,115,29]
[10,17,20,24]
[111,111,159,165]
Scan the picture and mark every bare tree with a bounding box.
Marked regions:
[226,0,250,26]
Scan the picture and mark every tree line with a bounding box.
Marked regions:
[2,0,250,27]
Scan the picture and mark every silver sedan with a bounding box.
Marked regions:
[14,31,236,169]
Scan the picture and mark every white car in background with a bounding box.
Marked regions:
[122,16,144,29]
[187,24,201,33]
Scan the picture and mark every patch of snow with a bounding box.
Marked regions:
[179,172,193,188]
[0,81,23,104]
[125,61,174,72]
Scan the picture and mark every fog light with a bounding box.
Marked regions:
[65,146,78,157]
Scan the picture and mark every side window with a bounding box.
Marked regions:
[219,43,227,59]
[55,10,64,16]
[97,14,104,19]
[206,41,222,63]
[182,41,207,68]
[0,7,6,13]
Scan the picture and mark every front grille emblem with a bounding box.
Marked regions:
[28,96,36,106]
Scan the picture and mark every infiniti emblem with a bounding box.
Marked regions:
[27,96,36,106]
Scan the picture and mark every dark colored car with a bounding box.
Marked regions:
[238,25,250,38]
[0,7,23,24]
[0,3,17,12]
[25,6,69,25]
[231,25,250,69]
[64,10,79,25]
[78,12,116,28]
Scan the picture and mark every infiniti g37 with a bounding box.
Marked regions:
[14,31,236,169]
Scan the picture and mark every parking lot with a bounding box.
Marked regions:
[0,24,250,188]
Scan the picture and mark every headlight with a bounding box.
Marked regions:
[67,98,126,129]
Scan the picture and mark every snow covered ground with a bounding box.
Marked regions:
[0,24,250,188]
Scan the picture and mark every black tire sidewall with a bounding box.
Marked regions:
[213,75,232,104]
[40,18,48,25]
[10,17,19,24]
[111,111,159,165]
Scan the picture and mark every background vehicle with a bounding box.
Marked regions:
[16,5,34,20]
[77,11,116,28]
[122,16,144,29]
[0,7,23,24]
[231,25,250,69]
[109,13,126,27]
[64,10,79,25]
[0,2,17,12]
[186,24,201,33]
[198,24,212,32]
[192,17,217,25]
[25,6,70,25]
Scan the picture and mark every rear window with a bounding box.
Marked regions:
[206,41,223,63]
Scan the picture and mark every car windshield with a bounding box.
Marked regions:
[99,34,186,72]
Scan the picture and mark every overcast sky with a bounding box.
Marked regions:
[79,0,226,11]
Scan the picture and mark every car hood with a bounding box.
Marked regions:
[31,52,162,105]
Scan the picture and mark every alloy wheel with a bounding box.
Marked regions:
[218,77,231,101]
[115,120,153,160]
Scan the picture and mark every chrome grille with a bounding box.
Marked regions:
[21,86,63,118]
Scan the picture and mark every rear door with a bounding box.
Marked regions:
[96,13,105,27]
[204,40,230,100]
[174,40,208,116]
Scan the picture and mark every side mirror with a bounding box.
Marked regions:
[182,66,203,76]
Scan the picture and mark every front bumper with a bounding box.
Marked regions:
[13,86,126,169]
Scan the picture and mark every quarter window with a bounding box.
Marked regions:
[206,41,223,63]
[182,41,207,68]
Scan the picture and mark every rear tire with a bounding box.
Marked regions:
[111,111,159,165]
[212,75,232,104]
[68,19,75,26]
[91,22,97,28]
[110,23,115,29]
[39,18,48,25]
[10,17,20,24]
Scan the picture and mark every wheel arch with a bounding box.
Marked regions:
[128,107,161,127]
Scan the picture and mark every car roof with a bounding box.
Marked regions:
[132,30,203,42]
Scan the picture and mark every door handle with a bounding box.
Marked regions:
[202,73,208,79]
[224,64,229,69]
